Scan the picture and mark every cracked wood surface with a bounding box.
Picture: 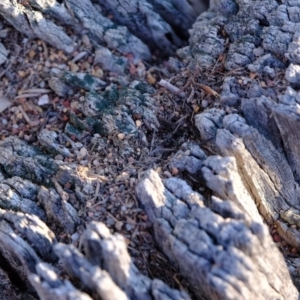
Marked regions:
[136,170,298,300]
[1,0,300,299]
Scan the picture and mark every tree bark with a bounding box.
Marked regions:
[0,0,300,299]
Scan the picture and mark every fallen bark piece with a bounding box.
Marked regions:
[0,97,12,113]
[65,0,151,61]
[159,79,186,97]
[215,128,289,223]
[29,262,93,300]
[241,96,284,154]
[136,169,298,299]
[77,84,160,142]
[0,0,74,53]
[273,99,300,184]
[94,46,128,74]
[195,109,300,226]
[194,108,225,152]
[62,71,106,91]
[54,243,129,300]
[38,129,73,158]
[0,136,58,185]
[148,0,207,38]
[202,155,262,223]
[27,0,74,25]
[48,76,72,97]
[95,0,183,55]
[169,141,207,176]
[0,207,188,299]
[81,221,190,300]
[0,209,57,264]
[0,181,46,220]
[222,114,300,211]
[38,186,79,235]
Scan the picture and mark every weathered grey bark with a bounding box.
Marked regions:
[0,205,188,300]
[0,77,191,298]
[0,0,206,67]
[1,0,300,299]
[136,170,298,299]
[188,0,300,255]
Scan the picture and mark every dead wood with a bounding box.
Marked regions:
[1,0,300,299]
[136,170,298,299]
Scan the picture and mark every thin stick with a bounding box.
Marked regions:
[158,79,186,97]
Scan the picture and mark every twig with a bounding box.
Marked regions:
[172,114,189,135]
[186,85,195,103]
[196,83,219,97]
[51,177,69,202]
[18,105,39,127]
[150,130,156,153]
[158,79,186,98]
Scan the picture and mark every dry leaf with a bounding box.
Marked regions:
[198,83,219,97]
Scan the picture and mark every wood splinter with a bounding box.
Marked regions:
[158,79,186,98]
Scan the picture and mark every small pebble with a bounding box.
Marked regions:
[44,60,51,67]
[18,70,26,78]
[118,133,125,140]
[93,159,100,166]
[38,94,50,106]
[39,81,45,88]
[24,134,31,141]
[106,217,115,226]
[171,167,179,175]
[201,100,208,108]
[82,34,91,47]
[69,61,79,72]
[74,142,83,148]
[126,223,134,231]
[92,67,103,78]
[28,50,36,59]
[163,171,172,178]
[71,232,79,243]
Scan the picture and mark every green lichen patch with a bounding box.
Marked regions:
[62,71,106,91]
[102,84,119,102]
[130,81,155,94]
[83,91,115,116]
[65,123,88,140]
[69,112,91,131]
